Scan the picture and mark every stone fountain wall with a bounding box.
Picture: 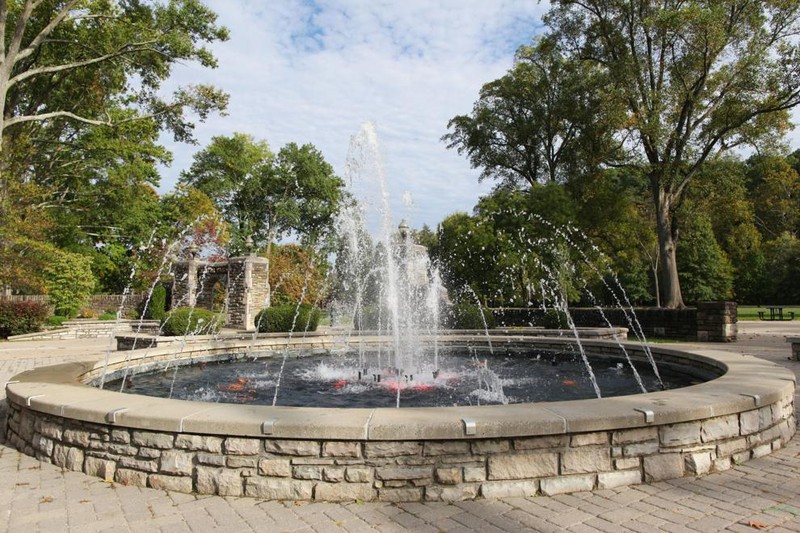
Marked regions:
[5,395,794,502]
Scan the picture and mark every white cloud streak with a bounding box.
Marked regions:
[158,0,548,233]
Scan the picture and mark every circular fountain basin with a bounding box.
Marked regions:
[4,333,796,502]
[106,347,703,408]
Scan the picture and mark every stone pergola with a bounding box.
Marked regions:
[171,250,269,331]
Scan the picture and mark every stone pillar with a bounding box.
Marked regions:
[696,301,737,342]
[171,258,198,309]
[226,255,269,330]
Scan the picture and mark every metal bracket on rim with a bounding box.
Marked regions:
[634,408,655,424]
[25,394,45,407]
[740,393,761,406]
[461,417,477,436]
[105,408,128,424]
[261,419,278,435]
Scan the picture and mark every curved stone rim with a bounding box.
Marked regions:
[5,335,795,441]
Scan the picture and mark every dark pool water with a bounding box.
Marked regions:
[108,348,701,408]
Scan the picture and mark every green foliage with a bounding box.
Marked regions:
[447,0,800,307]
[45,315,68,328]
[433,185,589,307]
[759,234,800,305]
[0,0,229,295]
[180,134,347,254]
[270,291,293,307]
[160,307,224,336]
[269,244,329,306]
[43,250,95,317]
[145,285,168,321]
[254,304,321,333]
[445,302,496,330]
[98,312,117,321]
[541,309,569,329]
[444,38,621,187]
[0,300,50,338]
[677,217,734,304]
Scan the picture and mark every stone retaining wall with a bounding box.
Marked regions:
[788,337,800,361]
[5,397,794,502]
[9,320,160,342]
[0,294,147,316]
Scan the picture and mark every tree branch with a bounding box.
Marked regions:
[13,0,80,65]
[0,0,8,61]
[8,41,162,89]
[5,110,111,128]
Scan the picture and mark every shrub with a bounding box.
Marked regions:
[445,302,496,330]
[78,307,98,319]
[145,285,167,321]
[160,307,224,336]
[98,312,117,321]
[43,250,95,317]
[0,300,50,338]
[255,304,321,333]
[541,309,570,329]
[45,315,69,328]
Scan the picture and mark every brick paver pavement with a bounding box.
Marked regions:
[1,323,799,532]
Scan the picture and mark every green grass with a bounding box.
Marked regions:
[737,305,800,321]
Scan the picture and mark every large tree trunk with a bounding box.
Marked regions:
[654,189,685,309]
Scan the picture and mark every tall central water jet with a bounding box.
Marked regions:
[336,123,448,404]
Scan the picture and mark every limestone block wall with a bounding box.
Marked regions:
[696,301,737,342]
[9,320,160,342]
[227,256,269,330]
[5,396,794,502]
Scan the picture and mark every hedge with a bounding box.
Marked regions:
[255,304,321,333]
[160,307,224,336]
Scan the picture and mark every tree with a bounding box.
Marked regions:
[0,0,229,293]
[178,133,271,252]
[683,158,764,303]
[268,244,328,306]
[545,1,800,307]
[43,248,95,316]
[747,156,800,238]
[676,216,734,304]
[181,134,346,253]
[760,233,800,304]
[569,168,658,305]
[0,0,228,151]
[159,185,229,258]
[444,38,620,188]
[432,185,588,306]
[181,133,347,305]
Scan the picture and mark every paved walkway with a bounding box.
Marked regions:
[1,324,799,532]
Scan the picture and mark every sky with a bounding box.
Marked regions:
[158,0,549,234]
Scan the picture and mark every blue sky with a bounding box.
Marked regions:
[160,1,800,236]
[158,0,549,233]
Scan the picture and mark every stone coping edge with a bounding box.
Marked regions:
[5,336,795,442]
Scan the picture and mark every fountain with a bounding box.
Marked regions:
[3,123,796,502]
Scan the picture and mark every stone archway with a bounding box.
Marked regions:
[171,253,269,331]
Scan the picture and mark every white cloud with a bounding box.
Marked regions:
[158,0,548,234]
